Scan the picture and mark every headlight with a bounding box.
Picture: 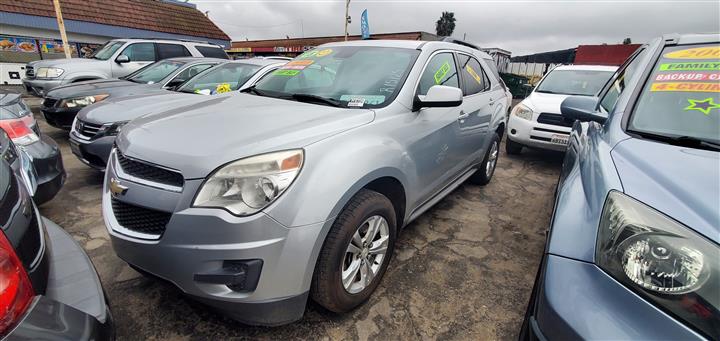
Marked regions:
[36,67,64,78]
[193,150,304,216]
[597,191,719,339]
[512,103,533,120]
[61,94,109,108]
[101,121,128,136]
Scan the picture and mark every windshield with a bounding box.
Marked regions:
[128,60,185,84]
[178,62,260,95]
[629,43,720,145]
[535,69,614,96]
[91,41,124,60]
[252,46,420,108]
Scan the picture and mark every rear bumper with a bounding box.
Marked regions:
[22,79,64,97]
[507,114,570,152]
[527,254,703,340]
[23,135,65,205]
[8,218,114,340]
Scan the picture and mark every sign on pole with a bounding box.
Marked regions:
[361,9,370,39]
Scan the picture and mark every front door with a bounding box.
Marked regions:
[112,43,156,78]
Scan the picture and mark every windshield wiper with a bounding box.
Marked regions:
[291,93,343,107]
[240,85,270,97]
[631,130,720,151]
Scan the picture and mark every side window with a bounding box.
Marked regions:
[599,48,647,113]
[417,52,459,96]
[196,46,229,59]
[120,43,156,62]
[173,63,215,83]
[157,43,191,60]
[457,54,489,95]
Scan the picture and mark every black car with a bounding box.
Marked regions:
[0,130,114,339]
[40,57,224,129]
[0,90,64,204]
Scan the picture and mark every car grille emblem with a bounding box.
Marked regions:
[109,177,128,196]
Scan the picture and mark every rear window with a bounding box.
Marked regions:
[629,44,719,144]
[157,44,191,60]
[196,46,229,59]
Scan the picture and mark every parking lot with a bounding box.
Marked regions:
[23,96,563,340]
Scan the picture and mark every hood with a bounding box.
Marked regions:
[611,138,719,243]
[524,91,573,114]
[45,79,151,99]
[0,92,29,119]
[0,92,21,107]
[117,94,375,178]
[78,91,197,124]
[29,58,101,68]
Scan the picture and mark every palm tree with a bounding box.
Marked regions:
[436,11,456,37]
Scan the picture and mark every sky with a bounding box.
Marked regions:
[192,0,720,56]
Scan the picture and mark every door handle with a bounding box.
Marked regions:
[458,111,470,120]
[488,99,495,106]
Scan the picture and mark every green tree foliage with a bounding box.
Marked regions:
[436,11,456,37]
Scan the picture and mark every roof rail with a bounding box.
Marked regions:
[121,37,216,45]
[440,37,480,50]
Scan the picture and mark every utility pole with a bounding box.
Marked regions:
[344,0,350,41]
[52,0,71,59]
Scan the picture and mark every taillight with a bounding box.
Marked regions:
[0,118,39,146]
[0,232,34,336]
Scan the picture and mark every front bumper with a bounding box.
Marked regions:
[22,78,64,97]
[102,151,326,326]
[23,135,65,205]
[41,105,80,130]
[506,114,570,152]
[69,133,115,170]
[9,218,114,340]
[527,254,703,340]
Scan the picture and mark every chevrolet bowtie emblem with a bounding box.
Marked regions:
[109,177,128,196]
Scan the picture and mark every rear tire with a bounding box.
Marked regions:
[470,133,500,186]
[311,189,397,313]
[505,137,523,155]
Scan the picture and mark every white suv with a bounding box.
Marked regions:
[22,38,228,96]
[505,65,617,154]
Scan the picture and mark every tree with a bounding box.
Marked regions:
[622,37,632,44]
[436,11,456,37]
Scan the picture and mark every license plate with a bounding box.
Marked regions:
[69,140,82,156]
[550,134,569,145]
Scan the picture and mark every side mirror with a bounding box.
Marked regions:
[413,85,463,111]
[165,78,185,89]
[115,55,130,64]
[560,96,607,124]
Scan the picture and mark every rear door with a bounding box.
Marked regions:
[112,42,156,78]
[455,53,496,165]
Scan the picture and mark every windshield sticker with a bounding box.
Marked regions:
[315,49,333,57]
[273,69,301,76]
[465,65,482,85]
[665,46,720,60]
[281,59,314,70]
[434,61,451,84]
[298,48,333,59]
[684,97,720,115]
[651,82,720,92]
[346,97,366,107]
[659,62,720,71]
[340,95,386,105]
[215,83,231,94]
[655,72,720,81]
[379,69,404,94]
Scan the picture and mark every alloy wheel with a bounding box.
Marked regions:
[341,215,390,294]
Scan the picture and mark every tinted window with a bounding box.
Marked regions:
[127,60,185,84]
[536,69,615,96]
[457,54,488,95]
[179,62,261,94]
[629,43,720,144]
[157,44,191,60]
[418,52,459,96]
[600,48,647,113]
[172,63,216,83]
[196,46,229,59]
[254,46,419,108]
[121,43,155,62]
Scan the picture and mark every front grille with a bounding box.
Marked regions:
[75,120,103,139]
[111,198,171,236]
[117,151,184,188]
[42,98,59,108]
[537,113,575,127]
[25,66,35,79]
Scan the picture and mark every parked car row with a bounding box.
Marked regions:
[3,33,717,340]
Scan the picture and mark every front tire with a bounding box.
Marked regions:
[311,189,397,313]
[470,133,500,186]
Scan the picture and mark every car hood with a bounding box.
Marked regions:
[524,92,573,114]
[78,91,197,124]
[0,92,21,106]
[29,58,102,68]
[117,94,375,179]
[611,138,719,243]
[46,79,155,99]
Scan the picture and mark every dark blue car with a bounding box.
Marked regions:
[521,34,719,340]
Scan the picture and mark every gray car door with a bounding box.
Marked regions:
[407,51,465,204]
[455,53,495,168]
[112,43,156,78]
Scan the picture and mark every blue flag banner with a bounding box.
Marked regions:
[361,9,370,39]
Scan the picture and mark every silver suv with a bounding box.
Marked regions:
[104,40,509,326]
[23,38,228,96]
